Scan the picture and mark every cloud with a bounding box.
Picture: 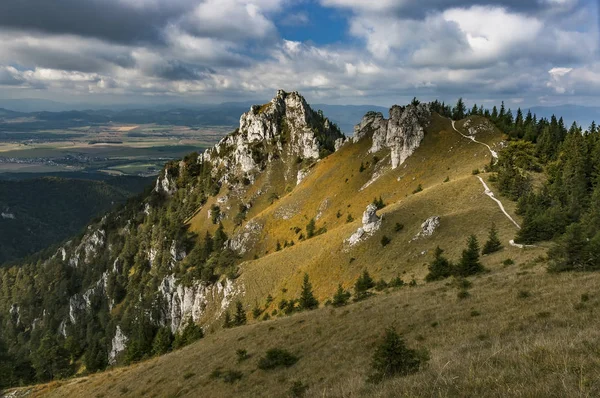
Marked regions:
[0,0,597,107]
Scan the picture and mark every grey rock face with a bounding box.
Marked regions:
[204,90,345,176]
[346,204,382,246]
[354,104,431,169]
[412,216,441,241]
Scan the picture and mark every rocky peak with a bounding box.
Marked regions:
[354,103,431,169]
[207,90,345,175]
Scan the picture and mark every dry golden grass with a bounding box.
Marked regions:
[10,115,589,398]
[13,257,600,397]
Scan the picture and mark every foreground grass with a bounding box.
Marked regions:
[9,260,600,397]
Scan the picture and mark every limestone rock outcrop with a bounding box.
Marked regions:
[204,90,345,177]
[412,216,441,241]
[346,204,382,246]
[354,104,431,169]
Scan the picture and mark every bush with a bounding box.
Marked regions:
[389,276,405,288]
[394,223,404,232]
[369,327,426,382]
[375,279,388,291]
[289,380,309,397]
[346,214,354,223]
[373,196,385,210]
[457,290,470,299]
[472,169,480,175]
[258,348,299,370]
[412,184,423,194]
[502,258,515,266]
[381,236,391,247]
[223,369,243,383]
[236,349,249,362]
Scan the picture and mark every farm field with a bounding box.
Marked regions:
[0,124,231,176]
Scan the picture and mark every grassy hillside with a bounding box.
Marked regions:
[186,114,506,314]
[13,246,600,397]
[0,176,152,265]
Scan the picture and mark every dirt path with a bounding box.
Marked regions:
[451,120,498,160]
[475,176,537,249]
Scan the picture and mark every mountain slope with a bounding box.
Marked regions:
[0,91,546,394]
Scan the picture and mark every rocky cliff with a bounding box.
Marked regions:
[354,103,431,169]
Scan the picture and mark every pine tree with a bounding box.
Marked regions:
[369,327,423,382]
[453,98,466,120]
[152,326,174,355]
[174,318,204,349]
[223,311,232,329]
[455,235,484,277]
[354,270,375,301]
[298,273,319,310]
[425,247,453,282]
[332,284,351,307]
[234,301,247,326]
[306,218,316,238]
[482,223,503,255]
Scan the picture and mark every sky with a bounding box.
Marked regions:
[0,0,599,108]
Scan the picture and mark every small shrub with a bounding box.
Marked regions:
[394,223,404,232]
[470,310,481,317]
[503,258,515,266]
[369,327,427,382]
[408,279,417,287]
[183,372,195,380]
[472,169,480,175]
[381,236,391,247]
[359,162,366,172]
[354,270,375,301]
[236,349,249,362]
[258,348,299,370]
[375,279,388,291]
[443,176,450,183]
[289,380,309,398]
[389,276,405,288]
[455,278,472,290]
[336,210,342,218]
[346,214,354,223]
[457,290,470,299]
[222,370,243,384]
[517,290,531,299]
[373,156,380,165]
[373,196,386,210]
[581,293,590,302]
[537,311,551,319]
[412,184,423,194]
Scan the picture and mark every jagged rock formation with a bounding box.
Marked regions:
[412,216,441,241]
[201,90,345,184]
[354,104,431,169]
[346,204,382,246]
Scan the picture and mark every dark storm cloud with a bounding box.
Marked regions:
[324,0,576,19]
[0,0,193,44]
[151,61,215,81]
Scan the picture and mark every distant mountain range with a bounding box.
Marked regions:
[0,102,387,134]
[0,98,597,134]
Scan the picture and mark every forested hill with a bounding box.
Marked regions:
[0,176,153,265]
[1,92,599,395]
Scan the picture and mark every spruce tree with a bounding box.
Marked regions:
[455,235,484,277]
[299,273,319,310]
[369,327,423,382]
[425,247,453,282]
[152,327,174,355]
[453,98,466,120]
[234,301,247,326]
[306,218,316,238]
[482,223,503,255]
[332,284,351,307]
[223,311,232,329]
[354,270,375,301]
